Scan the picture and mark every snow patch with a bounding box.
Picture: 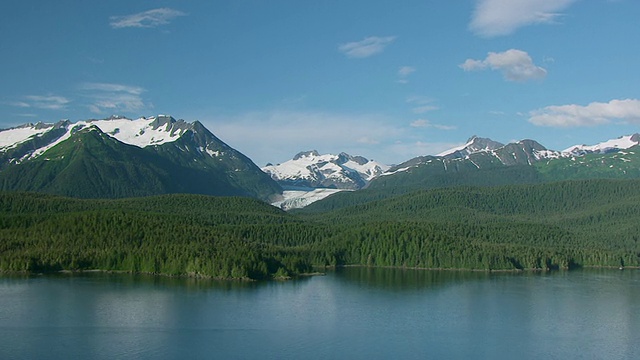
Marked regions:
[89,117,185,147]
[0,125,51,149]
[271,188,347,210]
[563,134,640,155]
[437,138,476,157]
[380,166,412,176]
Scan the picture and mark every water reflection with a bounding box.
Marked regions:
[334,266,496,291]
[1,269,639,360]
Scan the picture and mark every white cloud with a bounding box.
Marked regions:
[110,8,186,29]
[410,119,456,130]
[529,99,640,127]
[396,66,416,84]
[357,137,380,145]
[469,0,578,37]
[81,83,145,94]
[79,82,148,114]
[8,101,31,108]
[411,105,439,114]
[460,49,547,82]
[398,66,416,77]
[406,96,439,114]
[338,36,396,58]
[15,95,70,110]
[410,119,430,128]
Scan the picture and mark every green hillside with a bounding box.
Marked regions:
[535,147,640,180]
[2,179,640,279]
[297,179,640,271]
[304,165,543,213]
[0,192,321,279]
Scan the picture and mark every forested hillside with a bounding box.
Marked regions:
[300,179,640,270]
[2,178,640,279]
[0,193,320,279]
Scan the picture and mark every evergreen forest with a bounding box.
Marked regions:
[2,178,640,280]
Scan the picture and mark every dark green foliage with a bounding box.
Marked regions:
[0,193,317,279]
[299,179,640,271]
[305,165,543,213]
[2,179,640,279]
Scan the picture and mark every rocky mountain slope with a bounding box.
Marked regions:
[299,134,639,211]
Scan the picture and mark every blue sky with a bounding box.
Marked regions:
[2,0,640,166]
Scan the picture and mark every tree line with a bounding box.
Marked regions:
[1,179,640,280]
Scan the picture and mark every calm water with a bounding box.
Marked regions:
[1,268,639,360]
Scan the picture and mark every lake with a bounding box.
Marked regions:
[1,268,639,359]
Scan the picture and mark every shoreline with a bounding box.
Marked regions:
[323,264,639,273]
[2,264,635,282]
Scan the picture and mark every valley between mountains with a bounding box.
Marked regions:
[1,115,639,279]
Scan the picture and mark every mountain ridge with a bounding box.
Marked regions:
[262,150,389,190]
[3,114,640,208]
[0,115,281,200]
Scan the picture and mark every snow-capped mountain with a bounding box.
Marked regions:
[0,115,194,165]
[262,150,389,190]
[385,136,560,176]
[437,136,504,158]
[0,115,281,200]
[563,133,640,156]
[370,133,640,192]
[439,135,563,164]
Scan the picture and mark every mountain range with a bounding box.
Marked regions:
[371,134,640,189]
[2,115,639,208]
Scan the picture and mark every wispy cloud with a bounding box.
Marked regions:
[469,0,578,37]
[410,119,456,130]
[199,108,462,165]
[110,8,186,29]
[406,96,439,114]
[356,136,381,145]
[79,82,148,114]
[338,36,396,58]
[529,99,640,127]
[397,66,416,84]
[460,49,547,82]
[9,95,70,110]
[200,110,408,165]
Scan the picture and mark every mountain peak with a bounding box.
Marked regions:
[149,114,177,127]
[438,136,504,158]
[263,150,389,191]
[293,150,320,160]
[338,152,369,166]
[0,115,281,201]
